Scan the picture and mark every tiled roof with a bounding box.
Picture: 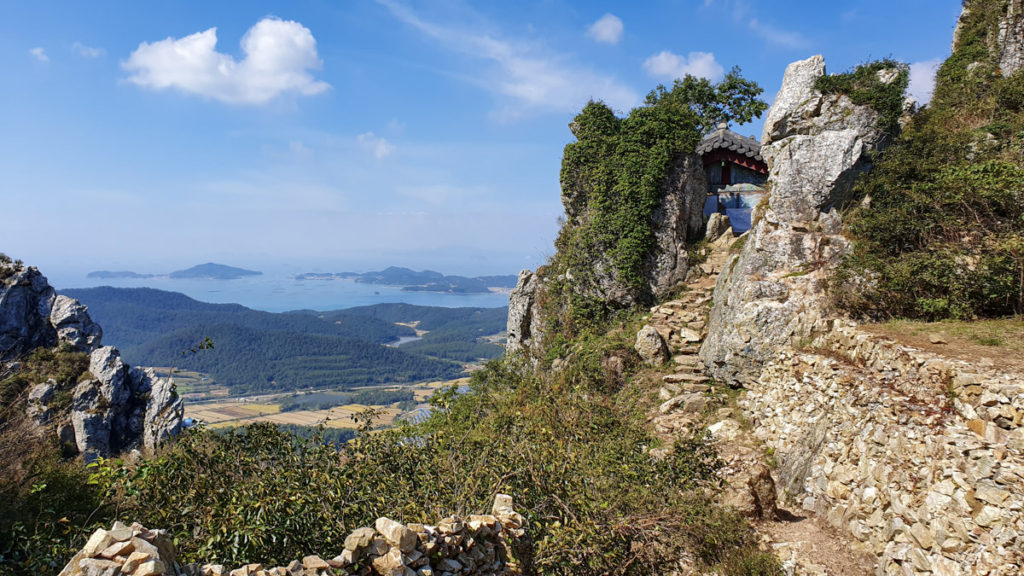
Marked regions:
[696,122,764,162]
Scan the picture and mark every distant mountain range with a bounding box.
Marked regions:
[87,262,262,280]
[295,266,518,294]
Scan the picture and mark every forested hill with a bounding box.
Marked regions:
[296,303,509,362]
[61,287,507,394]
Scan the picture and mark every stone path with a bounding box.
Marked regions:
[640,234,875,575]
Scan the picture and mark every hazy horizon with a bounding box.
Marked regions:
[3,1,962,279]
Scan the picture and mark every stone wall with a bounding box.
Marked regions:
[59,495,531,576]
[741,322,1024,575]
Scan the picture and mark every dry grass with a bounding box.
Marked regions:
[862,317,1024,374]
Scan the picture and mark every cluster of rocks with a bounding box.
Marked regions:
[1,261,102,361]
[742,323,1024,575]
[3,259,183,461]
[28,345,184,461]
[60,496,531,576]
[59,521,178,576]
[700,54,894,386]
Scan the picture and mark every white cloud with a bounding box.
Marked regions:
[73,42,105,58]
[747,18,805,48]
[289,140,312,156]
[398,184,485,205]
[643,50,724,81]
[122,17,330,105]
[587,14,623,45]
[358,132,395,159]
[29,47,49,62]
[376,0,638,116]
[908,58,942,105]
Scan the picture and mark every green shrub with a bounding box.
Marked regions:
[834,0,1024,321]
[815,58,910,138]
[79,345,771,574]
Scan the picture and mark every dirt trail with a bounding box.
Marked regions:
[644,234,874,575]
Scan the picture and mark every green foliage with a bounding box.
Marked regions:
[549,69,765,332]
[79,345,770,573]
[814,58,910,137]
[278,389,415,412]
[0,447,110,574]
[834,0,1024,320]
[644,67,770,135]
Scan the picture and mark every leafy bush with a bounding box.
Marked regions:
[80,346,770,574]
[814,59,910,138]
[0,447,110,574]
[834,0,1024,320]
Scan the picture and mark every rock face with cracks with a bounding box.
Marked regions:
[2,258,183,461]
[700,55,893,385]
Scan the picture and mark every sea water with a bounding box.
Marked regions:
[53,272,511,313]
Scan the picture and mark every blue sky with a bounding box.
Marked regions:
[2,0,963,279]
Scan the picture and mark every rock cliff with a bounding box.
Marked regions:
[1,262,101,361]
[507,146,706,357]
[2,257,182,461]
[700,55,894,385]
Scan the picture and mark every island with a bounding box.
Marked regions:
[168,263,262,280]
[86,270,155,279]
[294,266,517,294]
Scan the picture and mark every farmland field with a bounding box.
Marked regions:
[183,378,469,430]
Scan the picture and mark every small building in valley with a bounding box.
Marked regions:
[697,122,768,234]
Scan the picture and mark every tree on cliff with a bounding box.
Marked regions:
[547,68,766,338]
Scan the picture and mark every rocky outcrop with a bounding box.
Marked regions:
[60,496,531,576]
[643,154,707,299]
[2,257,183,461]
[505,270,543,356]
[1,261,102,360]
[50,294,103,352]
[701,55,891,385]
[998,0,1024,75]
[953,1,1024,76]
[1,264,59,361]
[507,147,705,357]
[68,347,183,462]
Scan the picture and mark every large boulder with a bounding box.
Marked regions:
[50,295,102,352]
[701,55,889,385]
[634,325,669,366]
[89,346,131,411]
[137,368,183,451]
[71,380,111,462]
